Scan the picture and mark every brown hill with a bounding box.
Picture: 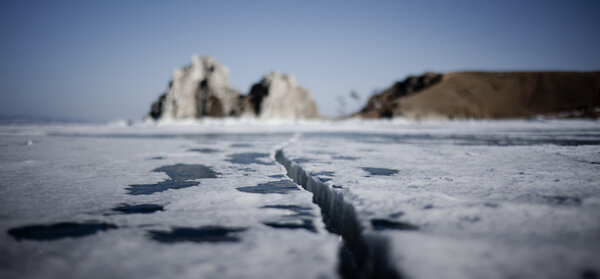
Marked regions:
[359,71,600,119]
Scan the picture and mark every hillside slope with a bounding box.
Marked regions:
[359,72,600,119]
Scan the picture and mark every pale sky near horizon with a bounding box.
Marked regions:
[1,0,599,121]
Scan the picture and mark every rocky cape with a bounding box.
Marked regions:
[359,71,600,119]
[148,56,318,120]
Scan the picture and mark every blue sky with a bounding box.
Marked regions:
[1,0,599,121]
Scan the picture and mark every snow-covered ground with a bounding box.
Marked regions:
[1,119,599,279]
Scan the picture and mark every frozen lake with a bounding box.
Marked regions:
[1,119,599,279]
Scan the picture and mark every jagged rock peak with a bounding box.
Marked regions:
[182,56,230,88]
[148,56,240,119]
[243,71,319,119]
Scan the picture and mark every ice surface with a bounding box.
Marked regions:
[0,126,338,279]
[1,119,599,279]
[279,120,600,279]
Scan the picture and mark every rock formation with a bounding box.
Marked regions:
[148,56,241,119]
[148,57,319,120]
[359,71,600,119]
[242,72,319,119]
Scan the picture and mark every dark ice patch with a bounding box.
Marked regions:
[149,226,246,243]
[231,143,253,148]
[8,222,116,241]
[332,155,359,161]
[238,167,257,173]
[237,180,299,194]
[452,136,600,146]
[268,174,286,178]
[543,195,582,205]
[126,164,218,195]
[112,204,164,214]
[153,164,219,181]
[371,219,418,231]
[389,211,405,218]
[263,220,317,233]
[484,202,499,208]
[362,167,399,176]
[149,156,164,160]
[226,153,272,165]
[188,148,220,154]
[459,216,481,223]
[261,204,316,232]
[262,204,311,210]
[127,180,199,195]
[516,194,582,206]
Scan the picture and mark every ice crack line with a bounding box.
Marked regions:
[272,144,401,279]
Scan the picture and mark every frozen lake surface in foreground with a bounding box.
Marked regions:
[1,119,599,279]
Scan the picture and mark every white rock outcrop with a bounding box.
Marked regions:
[148,56,240,119]
[243,72,319,119]
[148,57,319,120]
